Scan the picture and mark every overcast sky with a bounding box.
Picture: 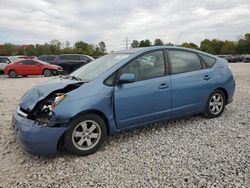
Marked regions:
[0,0,250,51]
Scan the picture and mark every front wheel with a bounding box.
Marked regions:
[9,70,17,78]
[203,90,226,118]
[64,114,107,156]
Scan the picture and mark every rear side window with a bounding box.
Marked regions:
[168,50,202,74]
[199,54,216,68]
[22,60,37,65]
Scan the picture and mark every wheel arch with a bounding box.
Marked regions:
[71,109,110,133]
[57,109,110,152]
[214,87,228,104]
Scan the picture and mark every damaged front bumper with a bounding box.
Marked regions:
[12,106,68,155]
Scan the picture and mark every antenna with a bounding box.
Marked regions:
[175,32,183,46]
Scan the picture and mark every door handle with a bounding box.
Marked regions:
[203,75,212,80]
[158,83,169,89]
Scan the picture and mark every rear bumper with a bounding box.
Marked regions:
[12,108,67,155]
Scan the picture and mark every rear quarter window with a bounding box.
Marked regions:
[199,54,216,68]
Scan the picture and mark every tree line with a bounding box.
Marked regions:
[0,33,250,56]
[131,33,250,55]
[0,40,107,57]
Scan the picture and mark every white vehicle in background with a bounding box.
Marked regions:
[0,56,13,73]
[0,56,30,74]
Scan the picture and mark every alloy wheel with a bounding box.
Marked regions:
[209,93,224,115]
[72,120,101,151]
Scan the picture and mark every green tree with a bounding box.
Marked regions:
[2,43,17,55]
[165,42,174,46]
[181,42,199,50]
[131,40,139,48]
[220,41,236,54]
[139,39,152,47]
[99,41,106,54]
[154,39,164,46]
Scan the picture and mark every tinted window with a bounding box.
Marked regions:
[168,50,202,74]
[120,51,165,82]
[80,56,90,62]
[0,58,11,64]
[38,56,45,61]
[200,54,216,67]
[47,56,57,61]
[59,55,80,60]
[22,60,37,65]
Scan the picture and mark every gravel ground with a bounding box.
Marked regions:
[0,64,249,187]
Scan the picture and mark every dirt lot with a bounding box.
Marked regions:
[0,64,249,187]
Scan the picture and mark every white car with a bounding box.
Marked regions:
[0,56,18,73]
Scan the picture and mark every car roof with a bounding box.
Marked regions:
[111,46,218,58]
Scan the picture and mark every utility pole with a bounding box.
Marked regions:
[122,36,130,50]
[175,32,183,46]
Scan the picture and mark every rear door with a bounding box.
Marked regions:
[114,50,172,128]
[167,49,213,116]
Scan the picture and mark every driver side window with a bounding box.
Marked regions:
[120,50,165,82]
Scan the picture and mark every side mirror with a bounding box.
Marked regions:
[119,73,135,84]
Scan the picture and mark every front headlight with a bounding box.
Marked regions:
[51,93,65,108]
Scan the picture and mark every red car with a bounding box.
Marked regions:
[4,59,63,78]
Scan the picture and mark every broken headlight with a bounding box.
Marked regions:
[51,93,65,108]
[35,93,66,125]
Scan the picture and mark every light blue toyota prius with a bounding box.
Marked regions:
[12,46,235,156]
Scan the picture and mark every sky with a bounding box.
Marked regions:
[0,0,250,51]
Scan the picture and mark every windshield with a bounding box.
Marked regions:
[70,54,130,81]
[9,57,19,62]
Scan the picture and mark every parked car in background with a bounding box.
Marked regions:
[38,55,58,64]
[243,55,250,63]
[12,46,235,156]
[0,56,18,73]
[217,55,226,59]
[11,55,38,60]
[52,54,94,74]
[225,55,244,63]
[4,59,63,78]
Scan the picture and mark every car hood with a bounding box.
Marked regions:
[20,78,83,112]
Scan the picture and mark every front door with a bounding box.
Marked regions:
[114,50,172,128]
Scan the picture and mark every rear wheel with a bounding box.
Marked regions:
[64,114,107,156]
[203,89,226,118]
[43,69,52,77]
[9,70,17,78]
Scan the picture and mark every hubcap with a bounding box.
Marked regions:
[44,70,51,76]
[209,93,224,115]
[72,120,101,151]
[10,71,16,77]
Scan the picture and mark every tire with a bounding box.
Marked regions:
[8,70,17,78]
[64,113,107,156]
[43,69,52,77]
[203,89,226,118]
[22,75,27,77]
